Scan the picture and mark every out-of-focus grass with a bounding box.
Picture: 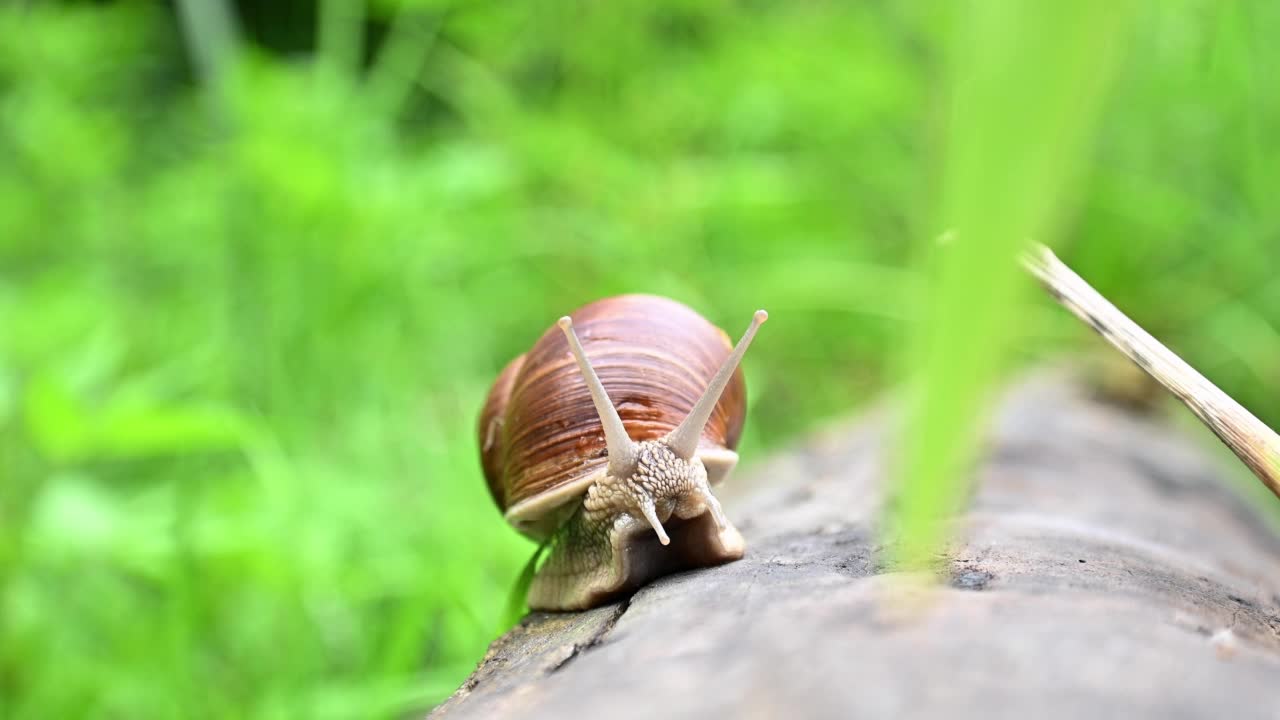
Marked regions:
[891,2,1134,572]
[0,1,1278,717]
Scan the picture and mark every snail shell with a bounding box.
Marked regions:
[478,294,766,610]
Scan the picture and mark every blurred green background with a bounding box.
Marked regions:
[2,0,1278,717]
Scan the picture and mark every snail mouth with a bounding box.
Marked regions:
[529,508,745,612]
[623,509,746,572]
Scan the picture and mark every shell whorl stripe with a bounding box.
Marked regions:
[665,309,768,459]
[557,316,638,479]
[555,309,767,465]
[478,354,526,510]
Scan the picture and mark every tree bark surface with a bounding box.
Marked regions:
[431,372,1280,720]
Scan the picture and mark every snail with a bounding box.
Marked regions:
[478,294,768,611]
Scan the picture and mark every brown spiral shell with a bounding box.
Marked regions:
[478,294,748,540]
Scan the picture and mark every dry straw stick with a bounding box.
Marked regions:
[1023,245,1280,501]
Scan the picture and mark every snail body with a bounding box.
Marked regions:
[478,294,767,610]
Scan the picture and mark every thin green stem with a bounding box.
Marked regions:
[173,0,241,93]
[365,8,443,118]
[317,0,366,83]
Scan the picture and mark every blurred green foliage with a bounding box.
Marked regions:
[1,0,1278,717]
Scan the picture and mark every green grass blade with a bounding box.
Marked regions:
[498,542,547,634]
[890,1,1136,574]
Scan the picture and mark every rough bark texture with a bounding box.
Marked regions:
[432,373,1280,720]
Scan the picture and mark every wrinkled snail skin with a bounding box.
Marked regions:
[477,294,767,611]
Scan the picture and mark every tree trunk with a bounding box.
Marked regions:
[431,371,1280,720]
